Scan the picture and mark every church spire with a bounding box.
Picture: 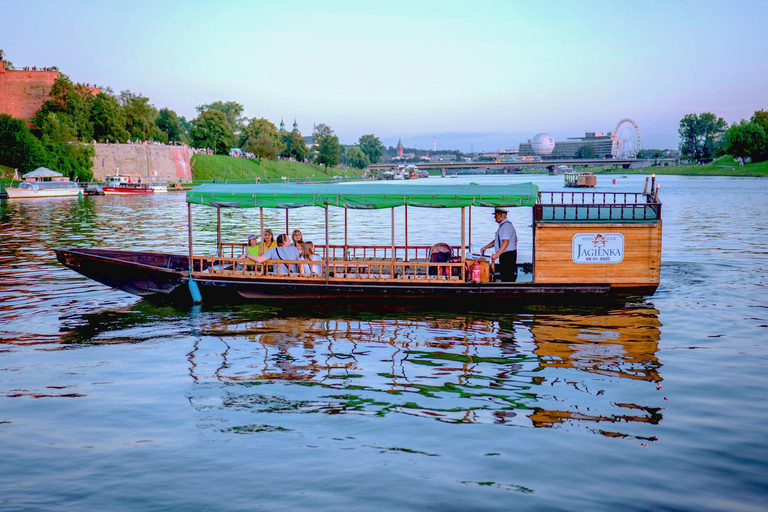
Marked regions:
[292,118,298,132]
[279,118,285,132]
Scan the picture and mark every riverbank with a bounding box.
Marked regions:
[585,156,768,176]
[190,154,365,182]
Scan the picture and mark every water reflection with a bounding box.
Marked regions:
[55,302,664,440]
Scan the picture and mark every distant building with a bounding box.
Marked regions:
[429,154,454,162]
[519,132,613,159]
[396,138,404,158]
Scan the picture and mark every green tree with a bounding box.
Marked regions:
[197,101,244,136]
[358,134,384,164]
[0,114,49,174]
[244,132,280,161]
[119,91,160,140]
[156,108,186,143]
[280,130,309,161]
[33,73,94,141]
[313,123,341,169]
[241,117,284,154]
[345,146,370,169]
[724,121,767,162]
[678,112,727,161]
[575,143,596,159]
[190,110,235,155]
[91,91,129,142]
[751,110,768,132]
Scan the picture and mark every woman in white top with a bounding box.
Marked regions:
[300,241,323,276]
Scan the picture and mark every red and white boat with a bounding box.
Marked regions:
[103,174,154,195]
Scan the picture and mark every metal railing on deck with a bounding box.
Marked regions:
[536,190,662,222]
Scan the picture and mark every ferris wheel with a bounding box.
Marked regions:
[611,118,641,159]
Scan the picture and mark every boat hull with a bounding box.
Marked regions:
[55,248,657,304]
[102,187,154,195]
[6,187,81,198]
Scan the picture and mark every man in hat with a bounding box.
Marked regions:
[481,207,518,282]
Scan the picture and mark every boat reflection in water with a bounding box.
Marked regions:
[59,302,664,442]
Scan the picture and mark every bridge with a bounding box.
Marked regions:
[369,158,677,173]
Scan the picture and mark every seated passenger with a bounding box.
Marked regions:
[292,229,304,250]
[246,233,300,275]
[242,234,260,257]
[261,229,277,253]
[300,241,324,276]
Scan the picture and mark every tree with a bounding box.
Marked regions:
[280,130,309,161]
[119,91,160,140]
[346,146,370,169]
[724,121,767,162]
[157,108,186,143]
[189,110,235,154]
[751,110,768,132]
[241,117,283,154]
[575,143,596,159]
[91,91,129,142]
[32,73,94,141]
[313,123,341,169]
[197,101,244,136]
[0,114,49,174]
[678,112,727,161]
[358,134,384,164]
[244,132,280,161]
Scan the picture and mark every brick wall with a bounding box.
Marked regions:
[0,61,100,123]
[91,143,193,181]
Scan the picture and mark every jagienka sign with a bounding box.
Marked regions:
[572,233,624,263]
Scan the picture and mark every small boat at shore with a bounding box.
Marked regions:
[56,177,663,306]
[5,168,81,198]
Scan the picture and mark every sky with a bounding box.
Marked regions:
[3,0,767,151]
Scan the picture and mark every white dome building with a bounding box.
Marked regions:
[531,133,555,156]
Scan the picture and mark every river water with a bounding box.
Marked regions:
[1,174,766,511]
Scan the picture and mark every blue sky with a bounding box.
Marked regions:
[4,0,767,151]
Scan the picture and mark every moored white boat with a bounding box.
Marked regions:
[5,167,81,198]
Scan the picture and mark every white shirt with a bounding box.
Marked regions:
[494,219,517,253]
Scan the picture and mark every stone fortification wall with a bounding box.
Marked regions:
[0,61,59,121]
[0,61,100,122]
[91,144,193,182]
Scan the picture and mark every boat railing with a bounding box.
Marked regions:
[535,203,661,222]
[540,191,649,204]
[218,243,460,262]
[536,190,661,222]
[190,254,467,282]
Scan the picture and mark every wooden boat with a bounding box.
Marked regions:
[6,167,81,198]
[55,178,663,304]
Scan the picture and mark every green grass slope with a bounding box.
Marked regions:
[191,154,365,182]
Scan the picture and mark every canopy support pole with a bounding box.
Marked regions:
[468,205,472,254]
[404,205,408,262]
[325,203,330,284]
[344,207,348,261]
[188,202,194,265]
[461,207,466,280]
[285,209,289,235]
[216,207,221,257]
[391,208,395,265]
[259,207,264,253]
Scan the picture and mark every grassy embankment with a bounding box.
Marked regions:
[190,154,365,183]
[580,156,768,176]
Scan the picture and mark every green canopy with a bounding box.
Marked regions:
[186,182,539,209]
